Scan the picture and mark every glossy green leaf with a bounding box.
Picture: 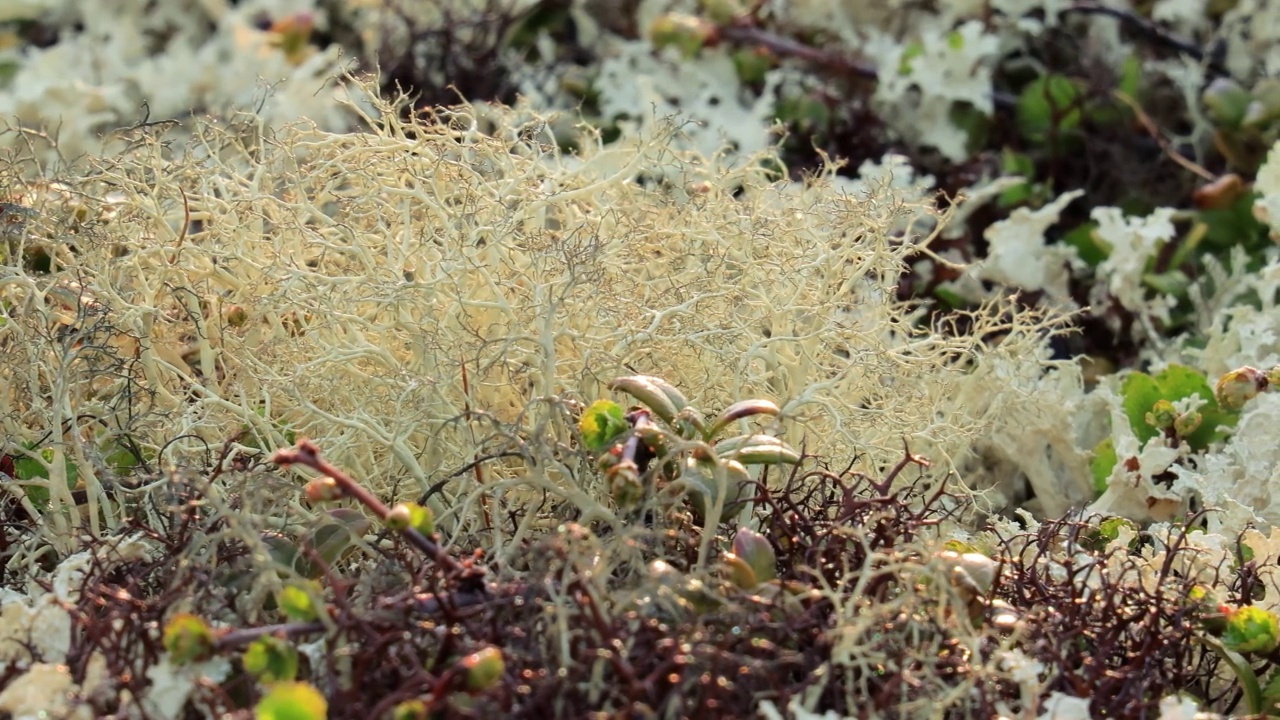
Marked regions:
[1091,437,1117,495]
[14,443,79,506]
[1122,365,1238,450]
[1062,222,1108,267]
[1199,191,1267,252]
[1016,74,1085,144]
[293,508,372,578]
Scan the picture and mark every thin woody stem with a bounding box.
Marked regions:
[272,439,472,579]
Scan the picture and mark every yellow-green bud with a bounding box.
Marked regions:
[461,646,505,692]
[386,503,413,531]
[608,460,644,508]
[385,502,435,535]
[649,14,716,58]
[1173,409,1203,437]
[163,613,215,665]
[392,700,429,720]
[1223,605,1280,654]
[1145,399,1178,431]
[303,477,343,503]
[1216,366,1268,410]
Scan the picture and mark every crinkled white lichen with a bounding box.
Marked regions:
[1084,378,1190,523]
[998,648,1045,686]
[1152,0,1211,33]
[0,593,72,672]
[1197,304,1280,379]
[0,0,363,165]
[1091,205,1178,318]
[1196,393,1280,527]
[757,697,844,720]
[1255,140,1280,241]
[1038,692,1093,720]
[0,662,85,720]
[51,535,158,602]
[973,189,1083,305]
[592,40,786,164]
[869,20,1001,161]
[836,153,936,203]
[1157,694,1216,720]
[1221,0,1280,79]
[142,655,232,720]
[951,352,1094,518]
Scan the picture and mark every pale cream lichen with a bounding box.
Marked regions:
[0,662,85,720]
[0,77,1068,552]
[0,594,71,672]
[973,188,1084,306]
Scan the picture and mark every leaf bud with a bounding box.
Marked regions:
[461,646,505,692]
[303,477,343,503]
[732,527,777,584]
[1215,366,1268,410]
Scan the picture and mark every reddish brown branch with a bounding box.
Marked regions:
[271,439,474,579]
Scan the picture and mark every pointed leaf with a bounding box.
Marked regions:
[608,376,681,423]
[707,399,780,439]
[294,508,371,578]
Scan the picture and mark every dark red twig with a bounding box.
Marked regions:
[271,439,473,579]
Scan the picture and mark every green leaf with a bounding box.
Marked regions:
[1016,74,1085,144]
[732,48,773,85]
[1199,635,1265,714]
[241,407,298,452]
[13,444,79,506]
[1243,77,1280,130]
[706,399,780,440]
[1091,437,1117,495]
[1156,365,1237,449]
[949,102,990,153]
[933,286,968,310]
[1119,55,1142,99]
[897,41,924,76]
[1121,365,1238,450]
[774,93,830,133]
[996,182,1034,209]
[1261,669,1280,713]
[103,442,144,474]
[0,61,19,89]
[579,399,629,452]
[1062,222,1107,267]
[265,509,373,579]
[1121,372,1165,446]
[1098,516,1137,544]
[294,508,371,578]
[1142,269,1191,297]
[1199,191,1267,253]
[1202,77,1252,128]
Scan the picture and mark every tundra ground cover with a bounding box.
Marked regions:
[2,1,1280,718]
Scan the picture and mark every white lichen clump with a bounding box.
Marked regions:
[0,0,363,165]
